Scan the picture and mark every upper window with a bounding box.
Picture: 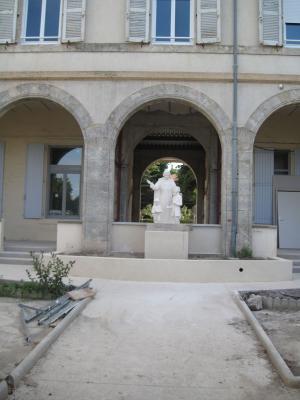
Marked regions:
[22,0,61,43]
[284,0,300,47]
[152,0,193,44]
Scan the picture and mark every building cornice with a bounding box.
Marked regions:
[0,71,300,84]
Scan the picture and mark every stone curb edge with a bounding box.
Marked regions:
[0,297,92,400]
[232,290,300,388]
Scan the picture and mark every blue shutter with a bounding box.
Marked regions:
[254,148,274,224]
[0,143,4,217]
[295,149,300,176]
[24,144,44,218]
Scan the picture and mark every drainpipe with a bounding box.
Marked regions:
[230,0,239,256]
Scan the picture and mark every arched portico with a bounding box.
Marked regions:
[0,84,111,253]
[238,89,300,252]
[100,84,232,255]
[0,83,93,137]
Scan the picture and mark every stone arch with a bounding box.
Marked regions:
[245,89,300,144]
[0,83,93,139]
[106,83,231,151]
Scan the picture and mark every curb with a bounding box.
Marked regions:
[0,383,8,400]
[233,290,300,388]
[0,297,91,399]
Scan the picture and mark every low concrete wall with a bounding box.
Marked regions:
[189,225,222,254]
[111,223,145,254]
[57,221,82,254]
[51,254,292,283]
[252,225,277,258]
[111,223,222,255]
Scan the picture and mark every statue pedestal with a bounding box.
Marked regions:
[145,224,190,259]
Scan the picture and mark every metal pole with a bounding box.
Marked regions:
[231,0,239,256]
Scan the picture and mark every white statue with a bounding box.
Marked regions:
[171,186,182,224]
[147,169,180,224]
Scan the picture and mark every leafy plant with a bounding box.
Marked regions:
[140,204,153,222]
[237,246,253,259]
[180,206,194,224]
[26,253,75,296]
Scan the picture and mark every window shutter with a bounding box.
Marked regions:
[24,144,44,219]
[259,0,283,46]
[197,0,221,44]
[62,0,86,43]
[0,144,4,217]
[254,148,274,225]
[0,0,18,44]
[126,0,150,43]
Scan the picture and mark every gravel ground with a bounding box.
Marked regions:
[254,309,300,375]
[0,297,50,381]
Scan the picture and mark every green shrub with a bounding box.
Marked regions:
[0,280,57,299]
[26,253,75,296]
[237,246,253,259]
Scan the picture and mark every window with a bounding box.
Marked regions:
[152,0,193,44]
[284,0,300,47]
[274,150,290,175]
[22,0,61,43]
[48,147,82,218]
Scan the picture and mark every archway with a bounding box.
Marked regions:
[253,102,300,249]
[113,99,222,226]
[139,159,198,223]
[0,97,84,246]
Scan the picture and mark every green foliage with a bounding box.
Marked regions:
[237,246,253,259]
[140,204,153,222]
[176,164,197,208]
[0,280,56,299]
[26,253,75,296]
[180,206,194,224]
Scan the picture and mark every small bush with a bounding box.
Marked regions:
[26,253,75,296]
[237,246,253,259]
[0,280,55,299]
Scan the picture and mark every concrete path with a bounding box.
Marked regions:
[12,279,300,400]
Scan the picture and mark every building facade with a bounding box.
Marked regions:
[0,0,299,256]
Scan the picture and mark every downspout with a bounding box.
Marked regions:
[230,0,239,256]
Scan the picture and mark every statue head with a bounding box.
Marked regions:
[163,169,171,179]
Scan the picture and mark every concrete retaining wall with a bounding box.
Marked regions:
[48,254,292,283]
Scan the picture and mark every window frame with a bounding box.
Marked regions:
[274,150,291,176]
[151,0,195,45]
[283,0,300,48]
[21,0,63,44]
[47,146,83,219]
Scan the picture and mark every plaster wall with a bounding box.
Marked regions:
[12,0,265,47]
[1,80,299,132]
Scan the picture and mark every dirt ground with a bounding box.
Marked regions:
[254,309,300,375]
[0,298,50,381]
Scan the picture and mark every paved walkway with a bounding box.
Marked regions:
[9,277,300,400]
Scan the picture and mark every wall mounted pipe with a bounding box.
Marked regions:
[230,0,239,256]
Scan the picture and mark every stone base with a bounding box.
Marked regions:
[145,225,190,259]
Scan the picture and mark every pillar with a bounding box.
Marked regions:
[82,126,110,254]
